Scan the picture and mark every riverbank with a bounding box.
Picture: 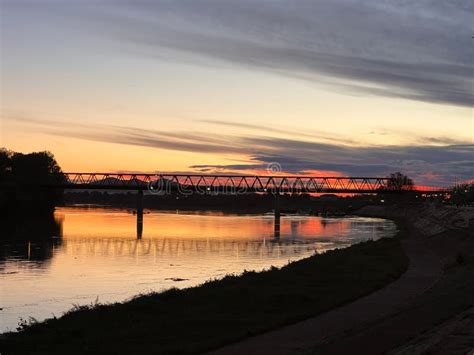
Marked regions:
[211,204,473,355]
[0,217,408,354]
[332,205,474,354]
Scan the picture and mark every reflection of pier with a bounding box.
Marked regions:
[62,237,328,259]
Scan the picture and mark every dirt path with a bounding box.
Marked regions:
[389,306,474,355]
[209,234,443,355]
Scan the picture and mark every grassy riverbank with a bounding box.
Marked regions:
[1,228,409,355]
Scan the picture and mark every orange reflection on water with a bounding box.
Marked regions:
[0,207,396,333]
[57,207,353,242]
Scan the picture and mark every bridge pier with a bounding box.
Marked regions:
[274,193,280,239]
[137,190,143,239]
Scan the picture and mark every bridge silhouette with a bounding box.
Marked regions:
[48,173,450,239]
[57,173,447,194]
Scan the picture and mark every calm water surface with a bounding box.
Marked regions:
[0,207,397,332]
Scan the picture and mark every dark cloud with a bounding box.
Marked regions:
[8,0,471,106]
[14,117,474,185]
[191,145,474,185]
[75,0,474,107]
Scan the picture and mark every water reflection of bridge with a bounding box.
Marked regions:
[62,237,337,258]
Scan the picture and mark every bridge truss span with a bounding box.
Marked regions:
[58,173,448,194]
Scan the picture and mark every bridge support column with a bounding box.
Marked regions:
[274,193,280,239]
[137,190,143,239]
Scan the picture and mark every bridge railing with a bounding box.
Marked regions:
[56,173,450,194]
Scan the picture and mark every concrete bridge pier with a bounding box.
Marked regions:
[274,193,280,239]
[136,190,143,239]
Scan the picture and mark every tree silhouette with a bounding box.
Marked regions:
[386,172,414,191]
[0,149,66,215]
[0,148,13,181]
[9,151,65,185]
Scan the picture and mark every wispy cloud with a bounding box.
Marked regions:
[7,0,471,106]
[200,120,357,145]
[70,0,474,107]
[11,116,474,185]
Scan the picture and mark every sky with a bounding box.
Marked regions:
[1,0,473,186]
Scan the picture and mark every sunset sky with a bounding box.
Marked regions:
[1,0,473,185]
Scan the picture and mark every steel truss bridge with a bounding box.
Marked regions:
[56,173,448,194]
[34,172,450,239]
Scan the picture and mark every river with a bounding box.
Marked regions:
[0,207,397,332]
